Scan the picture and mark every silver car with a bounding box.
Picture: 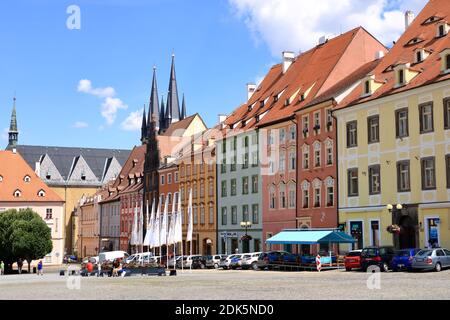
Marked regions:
[412,248,450,272]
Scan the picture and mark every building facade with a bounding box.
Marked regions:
[335,0,450,250]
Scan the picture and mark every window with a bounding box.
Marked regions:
[175,172,179,182]
[326,186,334,207]
[252,175,258,193]
[419,103,434,133]
[46,209,53,220]
[242,153,249,169]
[193,206,198,225]
[242,177,249,195]
[446,54,450,71]
[288,184,296,208]
[200,206,205,225]
[279,151,286,172]
[230,179,237,196]
[209,180,214,196]
[396,108,409,138]
[279,185,286,209]
[314,188,321,207]
[397,161,411,192]
[280,128,286,143]
[209,205,214,225]
[221,207,227,225]
[447,155,450,189]
[421,157,436,190]
[231,154,237,172]
[364,80,370,94]
[302,189,309,209]
[303,146,309,169]
[416,50,423,63]
[289,150,296,170]
[167,173,172,184]
[313,112,321,133]
[24,175,31,182]
[268,131,274,145]
[168,193,172,204]
[398,69,405,85]
[368,115,379,143]
[242,205,249,222]
[290,125,296,140]
[252,151,258,167]
[221,159,226,174]
[370,221,380,247]
[346,121,357,148]
[348,169,359,196]
[221,181,227,197]
[161,175,165,185]
[438,24,446,37]
[0,175,2,182]
[302,116,309,137]
[13,189,21,198]
[445,98,450,130]
[231,206,238,225]
[369,165,381,195]
[38,190,46,197]
[326,109,333,130]
[326,143,333,166]
[314,143,321,167]
[252,205,259,224]
[270,186,276,209]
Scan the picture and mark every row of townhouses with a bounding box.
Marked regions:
[3,0,450,261]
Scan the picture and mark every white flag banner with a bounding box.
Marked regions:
[130,204,139,246]
[137,202,144,245]
[167,196,176,245]
[160,196,169,246]
[175,192,183,243]
[186,188,193,242]
[152,200,161,248]
[143,199,155,246]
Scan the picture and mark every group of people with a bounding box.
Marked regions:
[83,258,123,277]
[0,259,43,276]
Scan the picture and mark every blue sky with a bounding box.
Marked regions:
[0,0,426,149]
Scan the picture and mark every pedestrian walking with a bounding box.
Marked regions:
[37,260,43,276]
[0,261,4,275]
[17,258,23,274]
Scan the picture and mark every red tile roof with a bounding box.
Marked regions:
[0,150,63,203]
[336,0,450,110]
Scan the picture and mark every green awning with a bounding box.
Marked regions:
[266,229,356,245]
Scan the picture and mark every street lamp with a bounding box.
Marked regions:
[386,203,403,213]
[240,221,252,253]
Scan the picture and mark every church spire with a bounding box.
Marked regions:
[159,96,166,132]
[141,104,147,144]
[148,66,160,132]
[8,96,18,149]
[181,94,187,120]
[166,53,180,124]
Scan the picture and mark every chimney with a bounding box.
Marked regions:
[218,114,227,124]
[247,83,257,101]
[318,36,327,45]
[405,11,415,30]
[35,162,41,176]
[12,148,17,154]
[282,51,295,74]
[375,50,385,60]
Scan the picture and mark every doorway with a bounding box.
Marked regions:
[399,215,416,249]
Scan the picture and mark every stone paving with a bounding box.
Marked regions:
[0,267,449,300]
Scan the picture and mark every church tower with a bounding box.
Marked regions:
[140,105,147,144]
[148,66,160,134]
[165,54,181,126]
[7,97,18,149]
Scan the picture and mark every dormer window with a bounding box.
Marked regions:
[38,190,46,197]
[405,37,423,46]
[416,50,423,63]
[81,173,86,181]
[260,101,265,108]
[24,175,31,183]
[361,75,382,97]
[45,172,51,180]
[299,94,305,102]
[399,69,405,85]
[0,175,3,182]
[364,80,370,95]
[284,98,290,107]
[423,16,441,25]
[437,22,449,38]
[439,49,450,74]
[14,189,22,198]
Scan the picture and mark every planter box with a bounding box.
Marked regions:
[122,267,166,277]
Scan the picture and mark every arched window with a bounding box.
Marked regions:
[24,175,31,182]
[269,185,276,209]
[279,183,287,209]
[14,189,22,198]
[288,182,296,208]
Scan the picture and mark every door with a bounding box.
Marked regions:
[399,216,416,249]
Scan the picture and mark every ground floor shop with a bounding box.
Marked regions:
[217,230,263,255]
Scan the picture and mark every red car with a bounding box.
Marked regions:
[344,250,362,271]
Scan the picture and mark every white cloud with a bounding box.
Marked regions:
[121,109,143,132]
[1,128,8,141]
[72,121,88,128]
[229,0,427,55]
[77,79,128,125]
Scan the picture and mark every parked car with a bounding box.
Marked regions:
[206,255,228,269]
[63,255,78,264]
[191,256,207,269]
[344,250,362,271]
[230,254,246,269]
[391,248,421,271]
[125,252,155,264]
[240,252,262,270]
[412,248,450,272]
[168,256,183,268]
[360,246,395,272]
[82,256,99,264]
[219,255,237,270]
[256,251,293,270]
[99,251,129,263]
[176,255,203,269]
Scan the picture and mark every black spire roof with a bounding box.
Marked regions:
[141,105,147,144]
[159,96,166,131]
[166,54,181,123]
[148,66,160,130]
[181,94,187,120]
[7,97,18,149]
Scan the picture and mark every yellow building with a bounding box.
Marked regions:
[334,0,450,250]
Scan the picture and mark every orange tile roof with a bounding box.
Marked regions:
[0,150,63,202]
[336,0,450,110]
[162,114,206,137]
[221,26,387,131]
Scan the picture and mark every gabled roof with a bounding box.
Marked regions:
[0,150,63,202]
[14,145,130,185]
[162,113,206,137]
[336,0,450,110]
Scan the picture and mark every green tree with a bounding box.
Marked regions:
[0,209,52,273]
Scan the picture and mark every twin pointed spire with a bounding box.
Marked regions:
[141,54,187,139]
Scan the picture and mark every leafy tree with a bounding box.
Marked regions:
[0,209,52,273]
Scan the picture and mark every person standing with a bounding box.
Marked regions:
[17,258,23,274]
[37,260,43,276]
[0,261,4,275]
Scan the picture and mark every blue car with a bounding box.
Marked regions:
[391,248,421,271]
